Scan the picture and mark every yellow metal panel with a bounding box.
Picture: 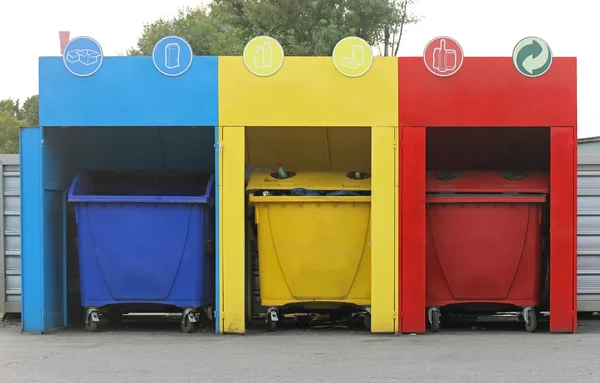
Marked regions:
[222,126,246,334]
[394,127,399,333]
[371,126,396,333]
[219,57,398,127]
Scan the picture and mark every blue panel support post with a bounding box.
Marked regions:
[20,127,44,332]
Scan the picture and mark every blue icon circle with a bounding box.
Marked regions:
[63,36,104,77]
[152,36,194,77]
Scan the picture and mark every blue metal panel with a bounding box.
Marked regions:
[39,56,218,127]
[20,127,44,332]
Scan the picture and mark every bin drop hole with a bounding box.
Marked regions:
[270,171,297,180]
[346,171,371,180]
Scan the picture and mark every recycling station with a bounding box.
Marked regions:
[19,32,577,334]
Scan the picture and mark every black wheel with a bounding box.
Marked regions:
[266,313,278,332]
[430,310,440,333]
[85,313,100,332]
[181,313,196,333]
[525,310,537,333]
[363,313,372,331]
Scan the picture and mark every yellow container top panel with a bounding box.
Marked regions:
[218,56,398,127]
[246,171,371,191]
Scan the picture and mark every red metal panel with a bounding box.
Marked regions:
[399,57,577,127]
[550,127,577,333]
[400,127,426,333]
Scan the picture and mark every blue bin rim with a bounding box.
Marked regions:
[67,171,214,204]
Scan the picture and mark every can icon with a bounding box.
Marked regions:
[165,43,181,69]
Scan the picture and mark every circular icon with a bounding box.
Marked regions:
[423,36,464,77]
[63,36,104,77]
[243,36,284,77]
[513,37,553,78]
[332,37,374,78]
[152,36,194,77]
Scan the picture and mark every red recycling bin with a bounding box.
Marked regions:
[425,171,549,333]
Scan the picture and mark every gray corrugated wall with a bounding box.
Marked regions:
[577,149,600,311]
[0,154,21,314]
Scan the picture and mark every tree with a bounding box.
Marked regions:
[20,95,39,127]
[0,95,40,153]
[129,0,421,57]
[0,111,22,154]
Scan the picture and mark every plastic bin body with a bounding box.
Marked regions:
[425,171,548,309]
[68,172,215,309]
[247,171,371,309]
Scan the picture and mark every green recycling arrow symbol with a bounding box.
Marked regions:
[513,37,553,77]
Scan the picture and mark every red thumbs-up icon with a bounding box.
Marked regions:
[424,36,464,77]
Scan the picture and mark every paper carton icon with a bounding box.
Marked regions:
[65,49,101,66]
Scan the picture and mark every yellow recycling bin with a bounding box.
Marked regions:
[247,170,372,330]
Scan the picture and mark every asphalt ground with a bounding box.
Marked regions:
[1,315,600,383]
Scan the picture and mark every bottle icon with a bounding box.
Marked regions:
[276,164,288,179]
[254,45,264,68]
[432,39,456,73]
[254,41,273,69]
[263,41,272,68]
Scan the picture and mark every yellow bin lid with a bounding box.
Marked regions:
[246,170,371,191]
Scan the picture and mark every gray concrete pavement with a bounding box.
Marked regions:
[2,320,600,383]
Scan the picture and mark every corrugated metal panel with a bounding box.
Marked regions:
[577,151,600,312]
[0,155,21,313]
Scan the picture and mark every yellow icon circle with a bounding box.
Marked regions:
[332,36,374,78]
[243,36,285,77]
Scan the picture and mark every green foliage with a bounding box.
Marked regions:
[0,111,22,154]
[129,0,421,57]
[0,95,39,153]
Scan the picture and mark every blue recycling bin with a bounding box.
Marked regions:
[68,171,215,332]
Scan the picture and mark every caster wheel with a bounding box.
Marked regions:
[525,310,537,333]
[181,313,196,333]
[266,312,278,332]
[363,313,372,331]
[85,313,101,332]
[430,310,440,333]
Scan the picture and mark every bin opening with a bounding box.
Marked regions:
[346,171,371,180]
[426,127,550,172]
[270,171,297,180]
[68,171,214,204]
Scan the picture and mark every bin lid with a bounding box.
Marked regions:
[426,171,549,194]
[246,171,371,191]
[68,171,214,204]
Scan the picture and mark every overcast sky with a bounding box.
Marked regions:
[0,0,595,137]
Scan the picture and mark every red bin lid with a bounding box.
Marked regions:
[426,171,549,194]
